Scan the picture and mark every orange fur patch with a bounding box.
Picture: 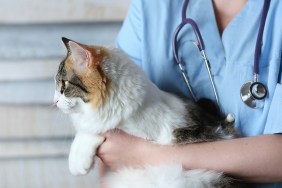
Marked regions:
[65,45,111,108]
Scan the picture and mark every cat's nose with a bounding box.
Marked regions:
[53,99,59,105]
[53,90,61,105]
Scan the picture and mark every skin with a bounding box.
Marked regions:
[98,131,282,183]
[97,0,282,184]
[212,0,248,35]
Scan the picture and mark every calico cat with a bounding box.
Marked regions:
[54,37,241,188]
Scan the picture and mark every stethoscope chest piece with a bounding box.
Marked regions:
[240,81,267,109]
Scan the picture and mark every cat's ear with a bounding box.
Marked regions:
[69,41,89,64]
[62,37,90,74]
[62,37,72,52]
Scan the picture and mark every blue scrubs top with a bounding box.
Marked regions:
[116,0,282,187]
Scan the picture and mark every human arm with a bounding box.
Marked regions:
[97,130,282,183]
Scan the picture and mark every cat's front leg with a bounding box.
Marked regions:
[69,132,104,176]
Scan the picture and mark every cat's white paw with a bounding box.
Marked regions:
[69,133,104,176]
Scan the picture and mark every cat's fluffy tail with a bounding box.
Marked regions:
[103,164,231,188]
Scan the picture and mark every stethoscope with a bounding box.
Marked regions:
[173,0,270,109]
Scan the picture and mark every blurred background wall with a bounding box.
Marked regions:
[0,0,130,187]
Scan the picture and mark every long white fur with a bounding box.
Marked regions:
[104,164,224,188]
[55,47,225,187]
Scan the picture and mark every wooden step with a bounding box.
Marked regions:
[0,139,70,159]
[0,23,122,60]
[0,105,73,138]
[0,59,59,81]
[0,0,130,24]
[0,138,100,187]
[0,157,99,188]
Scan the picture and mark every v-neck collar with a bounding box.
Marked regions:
[184,0,262,70]
[209,0,252,39]
[204,0,260,62]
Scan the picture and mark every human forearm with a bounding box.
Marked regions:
[152,134,282,183]
[97,131,282,183]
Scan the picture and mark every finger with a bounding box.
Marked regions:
[96,141,105,157]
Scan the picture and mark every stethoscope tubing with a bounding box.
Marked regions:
[241,0,270,108]
[173,0,219,105]
[173,0,270,109]
[254,0,271,78]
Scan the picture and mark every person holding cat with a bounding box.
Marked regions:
[97,0,282,187]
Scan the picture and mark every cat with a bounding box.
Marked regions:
[54,37,242,188]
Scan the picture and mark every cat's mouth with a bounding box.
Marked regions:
[56,98,77,113]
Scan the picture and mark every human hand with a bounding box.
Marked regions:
[97,130,158,171]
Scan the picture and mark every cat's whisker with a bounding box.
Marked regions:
[46,103,57,111]
[51,103,57,108]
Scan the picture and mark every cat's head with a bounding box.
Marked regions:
[54,37,110,113]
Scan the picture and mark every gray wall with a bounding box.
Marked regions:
[0,0,130,187]
[0,22,122,105]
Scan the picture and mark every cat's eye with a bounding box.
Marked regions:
[60,80,68,94]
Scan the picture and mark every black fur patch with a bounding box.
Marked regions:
[173,98,241,144]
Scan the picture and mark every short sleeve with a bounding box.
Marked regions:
[116,0,143,67]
